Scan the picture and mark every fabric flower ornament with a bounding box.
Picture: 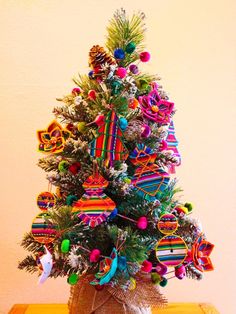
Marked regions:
[139,89,174,124]
[37,120,71,153]
[90,248,118,285]
[191,234,214,272]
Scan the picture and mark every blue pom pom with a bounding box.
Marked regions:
[88,70,94,78]
[118,256,127,271]
[119,117,128,130]
[114,48,125,59]
[107,208,118,221]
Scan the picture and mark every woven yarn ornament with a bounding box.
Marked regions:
[138,88,174,125]
[156,235,188,267]
[37,120,71,153]
[191,233,214,272]
[165,120,181,173]
[72,173,117,228]
[130,144,170,198]
[31,212,57,244]
[37,191,55,211]
[89,110,128,166]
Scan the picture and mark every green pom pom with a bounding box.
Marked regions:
[61,239,70,253]
[151,273,161,284]
[184,202,193,212]
[123,177,131,184]
[67,273,79,285]
[66,195,78,206]
[77,122,87,133]
[111,80,122,95]
[58,160,69,173]
[125,42,136,54]
[159,277,168,287]
[139,79,149,90]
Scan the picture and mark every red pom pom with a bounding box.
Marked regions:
[94,284,104,291]
[68,162,81,175]
[116,67,127,79]
[94,114,105,126]
[137,216,148,230]
[88,90,97,100]
[90,249,101,262]
[141,260,153,272]
[140,51,151,62]
[72,87,81,95]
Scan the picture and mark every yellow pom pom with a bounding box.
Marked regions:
[77,122,87,133]
[179,206,189,214]
[128,277,136,290]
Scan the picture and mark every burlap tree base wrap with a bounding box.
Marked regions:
[68,275,166,314]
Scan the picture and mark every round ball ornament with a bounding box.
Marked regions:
[114,48,125,59]
[119,117,128,130]
[140,51,151,62]
[129,98,139,109]
[37,192,55,211]
[129,64,139,75]
[157,213,178,235]
[116,67,127,79]
[68,273,79,285]
[125,42,136,54]
[72,87,81,95]
[156,235,188,267]
[77,122,87,133]
[58,160,69,173]
[31,212,57,244]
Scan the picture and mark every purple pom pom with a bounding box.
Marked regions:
[129,64,139,74]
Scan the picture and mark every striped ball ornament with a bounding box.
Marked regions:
[156,235,187,267]
[31,212,57,244]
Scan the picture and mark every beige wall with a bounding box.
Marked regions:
[0,1,235,313]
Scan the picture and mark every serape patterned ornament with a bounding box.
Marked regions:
[165,120,181,173]
[37,120,71,153]
[130,144,170,198]
[72,173,116,228]
[31,212,57,244]
[138,88,174,124]
[89,110,128,166]
[156,235,188,267]
[91,248,118,285]
[191,233,214,272]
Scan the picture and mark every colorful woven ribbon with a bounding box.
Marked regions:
[89,110,128,166]
[72,173,116,228]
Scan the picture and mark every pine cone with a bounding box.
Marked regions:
[89,45,115,69]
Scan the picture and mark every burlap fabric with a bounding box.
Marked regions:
[68,275,166,314]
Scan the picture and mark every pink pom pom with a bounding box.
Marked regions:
[88,90,97,100]
[137,216,148,230]
[156,262,168,275]
[159,140,168,151]
[175,265,186,280]
[141,260,153,273]
[72,87,81,95]
[89,249,101,263]
[140,51,151,62]
[141,124,151,138]
[116,67,127,79]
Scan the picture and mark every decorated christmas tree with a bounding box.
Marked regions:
[19,9,214,314]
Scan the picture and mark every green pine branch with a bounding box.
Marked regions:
[106,9,146,67]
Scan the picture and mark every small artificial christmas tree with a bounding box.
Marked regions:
[19,9,214,314]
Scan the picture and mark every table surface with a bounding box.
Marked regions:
[9,303,220,314]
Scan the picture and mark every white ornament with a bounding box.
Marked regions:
[38,246,53,284]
